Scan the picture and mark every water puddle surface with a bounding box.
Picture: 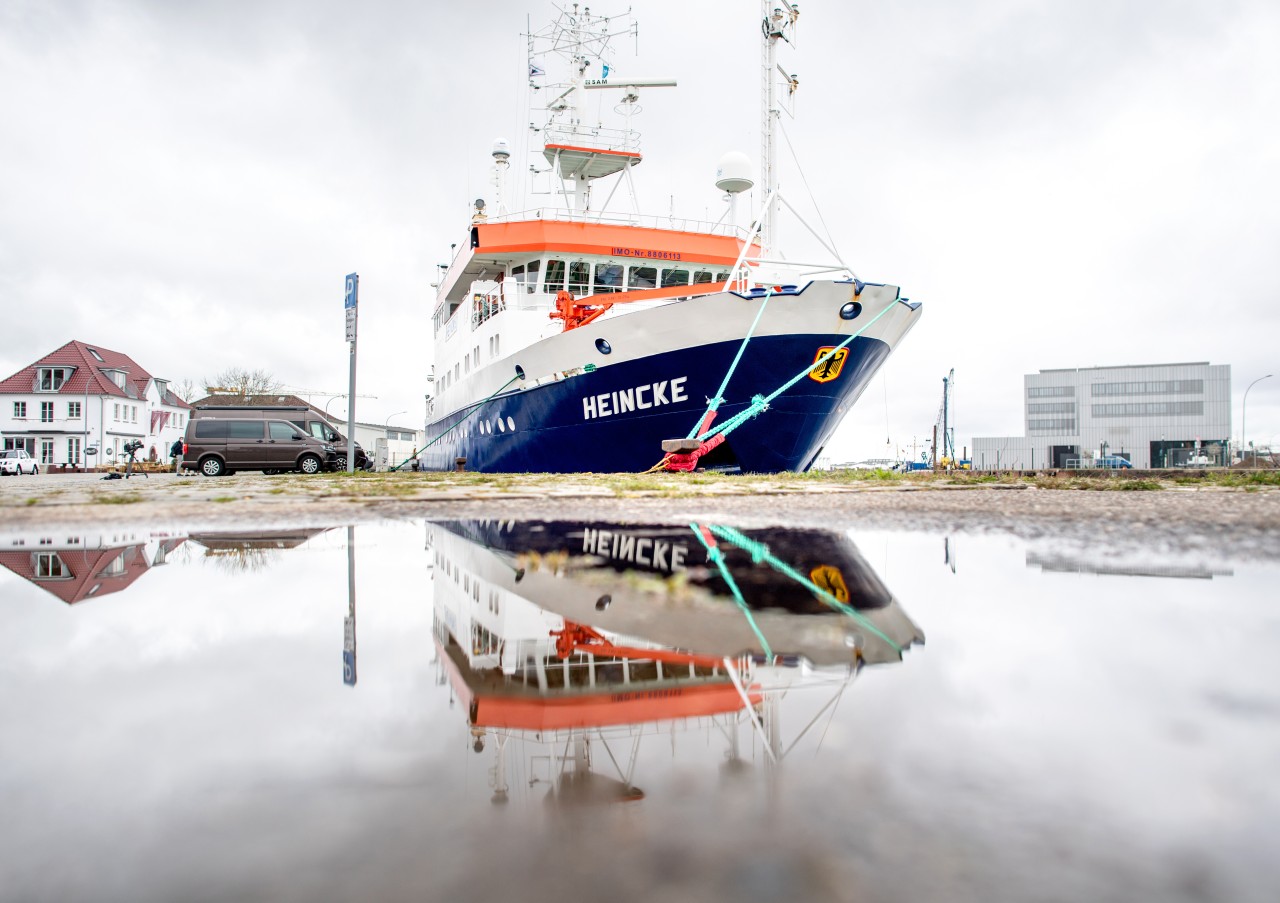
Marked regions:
[2,519,1277,903]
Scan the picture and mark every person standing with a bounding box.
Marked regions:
[170,436,184,473]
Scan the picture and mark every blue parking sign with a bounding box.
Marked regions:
[344,273,359,309]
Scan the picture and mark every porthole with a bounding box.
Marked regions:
[506,416,515,432]
[498,418,505,433]
[840,301,862,320]
[595,338,612,355]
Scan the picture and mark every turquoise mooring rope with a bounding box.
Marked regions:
[685,287,775,440]
[708,524,903,656]
[689,523,774,659]
[396,373,522,470]
[695,297,899,444]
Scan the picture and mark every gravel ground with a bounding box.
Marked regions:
[3,470,1278,560]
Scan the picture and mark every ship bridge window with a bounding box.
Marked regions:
[594,263,624,293]
[543,259,566,293]
[692,269,715,284]
[568,261,590,296]
[511,262,542,294]
[661,268,690,288]
[628,265,656,289]
[716,271,731,283]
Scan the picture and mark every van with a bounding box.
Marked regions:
[182,417,337,476]
[192,405,370,470]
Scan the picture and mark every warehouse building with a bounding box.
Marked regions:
[972,362,1231,470]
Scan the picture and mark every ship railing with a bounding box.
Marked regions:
[484,206,747,238]
[542,124,640,155]
[470,289,507,330]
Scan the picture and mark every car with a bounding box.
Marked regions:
[191,405,371,471]
[180,417,338,476]
[1096,455,1133,469]
[0,448,39,475]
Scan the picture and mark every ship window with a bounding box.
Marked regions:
[524,260,539,293]
[628,266,656,289]
[594,263,624,293]
[511,264,525,283]
[692,270,715,284]
[543,259,566,292]
[716,271,731,282]
[568,261,590,296]
[661,268,690,288]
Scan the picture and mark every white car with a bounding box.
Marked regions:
[0,449,39,475]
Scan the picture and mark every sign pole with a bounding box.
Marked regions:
[344,272,359,473]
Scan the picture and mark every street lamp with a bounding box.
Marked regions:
[1242,374,1272,468]
[325,395,345,417]
[385,411,407,470]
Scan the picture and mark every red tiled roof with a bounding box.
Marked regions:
[0,538,186,605]
[0,340,190,408]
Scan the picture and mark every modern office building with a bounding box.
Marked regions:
[972,362,1231,470]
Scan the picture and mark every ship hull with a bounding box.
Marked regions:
[424,282,919,473]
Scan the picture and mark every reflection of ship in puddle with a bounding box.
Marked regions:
[1027,549,1234,580]
[430,520,924,805]
[0,528,186,605]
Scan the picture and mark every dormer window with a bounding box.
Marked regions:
[103,369,127,389]
[37,367,72,391]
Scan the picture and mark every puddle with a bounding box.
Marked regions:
[2,519,1278,902]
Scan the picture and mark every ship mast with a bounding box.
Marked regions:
[760,1,799,254]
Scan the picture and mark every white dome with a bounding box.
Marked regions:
[492,138,511,160]
[715,151,754,194]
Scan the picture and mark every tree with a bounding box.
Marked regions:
[202,368,283,400]
[171,378,198,403]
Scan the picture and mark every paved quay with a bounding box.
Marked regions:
[2,469,1278,560]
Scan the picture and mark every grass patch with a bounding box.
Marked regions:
[25,498,38,506]
[94,493,142,505]
[211,496,237,503]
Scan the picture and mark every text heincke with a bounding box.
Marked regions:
[582,376,689,420]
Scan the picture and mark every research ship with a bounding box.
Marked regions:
[421,3,921,473]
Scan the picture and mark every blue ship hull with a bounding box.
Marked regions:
[422,332,890,473]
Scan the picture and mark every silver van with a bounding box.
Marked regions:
[182,418,337,476]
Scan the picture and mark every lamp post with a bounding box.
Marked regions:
[386,411,406,469]
[325,395,345,418]
[1242,374,1272,468]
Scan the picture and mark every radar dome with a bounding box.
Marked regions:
[715,151,754,194]
[492,138,511,160]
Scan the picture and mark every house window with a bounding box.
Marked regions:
[40,402,54,422]
[103,553,126,576]
[114,403,120,420]
[68,401,81,418]
[40,439,54,464]
[87,348,104,362]
[36,553,68,579]
[67,438,81,464]
[13,402,26,418]
[38,368,70,391]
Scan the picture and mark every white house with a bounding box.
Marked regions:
[0,340,191,468]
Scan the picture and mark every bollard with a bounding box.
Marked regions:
[454,457,467,473]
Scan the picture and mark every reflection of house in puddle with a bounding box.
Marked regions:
[0,529,187,604]
[1027,550,1234,580]
[429,520,925,806]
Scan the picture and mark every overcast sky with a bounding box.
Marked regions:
[2,0,1277,460]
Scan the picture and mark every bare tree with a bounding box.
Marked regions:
[171,378,198,403]
[202,368,283,400]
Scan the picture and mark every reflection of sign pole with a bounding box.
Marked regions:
[344,272,359,473]
[343,525,357,686]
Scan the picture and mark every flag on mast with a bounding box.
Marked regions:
[529,62,545,77]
